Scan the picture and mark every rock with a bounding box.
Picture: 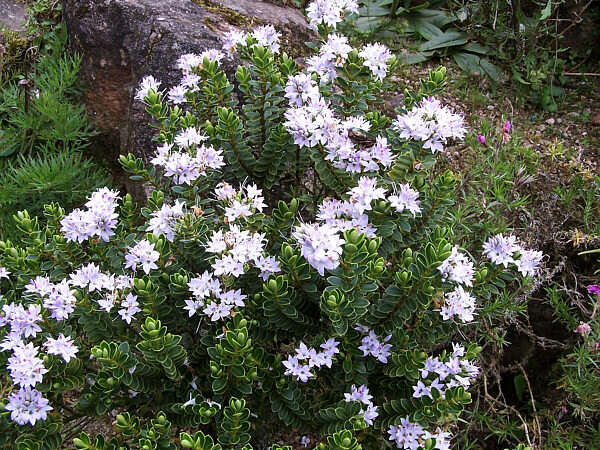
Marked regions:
[545,118,555,125]
[0,0,27,33]
[62,0,315,171]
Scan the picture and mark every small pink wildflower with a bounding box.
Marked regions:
[574,321,591,336]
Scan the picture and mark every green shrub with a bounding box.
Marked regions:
[0,150,112,241]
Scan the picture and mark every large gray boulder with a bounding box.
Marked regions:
[0,0,27,33]
[62,0,314,169]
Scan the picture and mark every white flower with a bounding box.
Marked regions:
[393,97,466,153]
[482,234,519,267]
[251,25,281,54]
[358,43,392,81]
[438,246,475,286]
[515,248,543,277]
[44,334,78,362]
[293,223,344,276]
[135,75,161,102]
[118,293,141,324]
[440,286,476,322]
[222,30,248,53]
[5,387,52,426]
[388,184,421,216]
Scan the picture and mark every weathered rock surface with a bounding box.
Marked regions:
[62,0,314,171]
[0,0,27,32]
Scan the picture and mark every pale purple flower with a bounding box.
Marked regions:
[168,85,188,104]
[125,240,160,274]
[393,97,467,153]
[254,255,281,281]
[285,73,320,107]
[320,33,352,64]
[574,321,592,336]
[200,49,225,64]
[320,338,340,357]
[188,271,221,299]
[44,334,78,362]
[349,176,387,215]
[412,380,432,399]
[388,184,421,216]
[147,200,185,241]
[7,342,48,387]
[177,53,203,74]
[344,384,373,405]
[387,417,425,450]
[222,30,248,53]
[438,246,475,287]
[514,248,543,277]
[43,280,77,321]
[440,286,476,323]
[5,387,52,426]
[362,403,379,426]
[0,267,10,279]
[251,25,281,54]
[482,234,520,267]
[174,127,208,149]
[118,293,141,324]
[24,276,53,297]
[292,222,344,276]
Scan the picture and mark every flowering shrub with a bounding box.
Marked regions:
[0,2,544,449]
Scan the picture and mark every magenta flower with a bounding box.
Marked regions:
[477,135,486,145]
[587,285,600,296]
[503,121,511,133]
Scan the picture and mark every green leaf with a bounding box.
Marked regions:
[453,52,503,82]
[397,51,434,65]
[539,0,552,21]
[419,31,468,51]
[413,20,443,40]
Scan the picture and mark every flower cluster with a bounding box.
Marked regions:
[317,198,376,238]
[60,188,120,243]
[388,183,422,216]
[150,139,225,186]
[283,338,340,382]
[482,234,543,277]
[358,43,393,81]
[206,225,269,278]
[306,33,354,84]
[222,25,281,55]
[388,417,451,450]
[357,328,393,363]
[284,98,395,174]
[292,222,345,276]
[135,75,161,102]
[184,272,247,322]
[344,384,379,426]
[439,286,476,323]
[393,97,467,153]
[214,182,267,223]
[306,0,359,31]
[147,200,185,242]
[5,386,53,426]
[125,240,160,274]
[438,246,475,286]
[412,344,479,401]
